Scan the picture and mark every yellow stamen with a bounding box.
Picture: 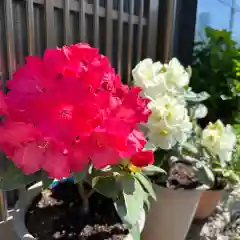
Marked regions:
[160,129,168,135]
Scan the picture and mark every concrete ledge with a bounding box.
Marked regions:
[0,215,18,240]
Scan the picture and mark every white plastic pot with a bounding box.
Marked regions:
[12,182,145,240]
[142,185,201,240]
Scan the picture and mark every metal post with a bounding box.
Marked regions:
[0,191,8,221]
[229,0,236,32]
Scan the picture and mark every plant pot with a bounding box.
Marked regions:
[12,182,145,240]
[142,185,201,240]
[194,190,223,219]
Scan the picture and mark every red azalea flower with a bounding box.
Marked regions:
[130,150,154,168]
[0,43,151,179]
[0,91,7,116]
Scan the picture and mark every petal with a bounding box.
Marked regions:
[0,121,39,147]
[69,144,90,172]
[12,142,44,174]
[91,148,120,169]
[0,91,7,116]
[130,150,154,167]
[43,143,70,179]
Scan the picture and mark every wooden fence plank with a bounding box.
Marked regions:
[127,0,134,83]
[45,0,55,48]
[64,0,71,45]
[79,0,87,41]
[4,0,16,79]
[137,0,144,62]
[26,0,35,55]
[105,0,113,63]
[15,3,25,66]
[147,0,159,60]
[93,0,99,48]
[117,0,123,74]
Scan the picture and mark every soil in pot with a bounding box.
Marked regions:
[152,156,227,190]
[25,182,128,240]
[152,160,202,189]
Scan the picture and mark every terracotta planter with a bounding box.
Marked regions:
[142,185,201,240]
[12,182,145,240]
[194,190,223,219]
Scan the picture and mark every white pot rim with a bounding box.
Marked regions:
[12,182,145,240]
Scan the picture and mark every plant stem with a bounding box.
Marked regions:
[77,182,89,213]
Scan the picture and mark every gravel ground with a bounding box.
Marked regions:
[187,187,240,240]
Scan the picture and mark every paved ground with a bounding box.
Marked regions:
[187,187,240,240]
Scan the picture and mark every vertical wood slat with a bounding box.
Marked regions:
[4,0,16,79]
[45,0,55,48]
[26,0,35,56]
[127,0,134,83]
[0,191,8,221]
[15,3,24,65]
[35,7,41,55]
[117,0,123,75]
[137,0,144,62]
[64,0,70,45]
[93,0,99,48]
[79,0,86,41]
[105,0,113,63]
[146,0,159,60]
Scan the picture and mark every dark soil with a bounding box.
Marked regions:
[166,161,201,189]
[152,156,227,190]
[25,182,128,240]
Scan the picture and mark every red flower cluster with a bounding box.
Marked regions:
[0,43,153,178]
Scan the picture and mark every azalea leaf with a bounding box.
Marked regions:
[93,176,120,199]
[114,194,131,226]
[0,158,41,191]
[73,171,85,184]
[116,174,145,226]
[41,171,54,189]
[129,224,140,240]
[141,165,166,176]
[134,172,156,200]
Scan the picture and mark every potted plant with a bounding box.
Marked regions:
[0,43,164,240]
[132,57,240,239]
[194,119,240,219]
[191,27,240,126]
[132,57,209,240]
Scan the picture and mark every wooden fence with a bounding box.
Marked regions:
[0,0,160,88]
[0,0,161,217]
[0,0,198,219]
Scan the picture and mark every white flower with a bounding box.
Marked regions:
[133,58,191,99]
[165,58,191,88]
[202,120,236,166]
[193,104,208,119]
[132,58,162,89]
[146,94,192,150]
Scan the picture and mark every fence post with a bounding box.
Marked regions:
[0,192,8,222]
[146,0,160,61]
[162,0,177,61]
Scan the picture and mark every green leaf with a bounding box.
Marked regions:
[194,163,215,188]
[134,173,156,200]
[116,175,145,226]
[93,176,120,199]
[0,158,41,191]
[184,90,210,102]
[73,171,85,183]
[129,224,140,240]
[182,142,199,155]
[141,165,166,176]
[41,171,53,189]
